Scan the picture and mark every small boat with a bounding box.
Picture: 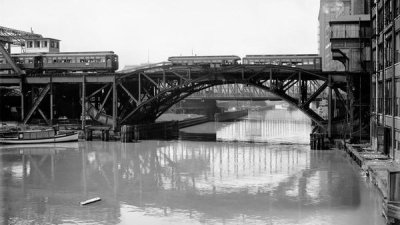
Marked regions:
[0,129,78,144]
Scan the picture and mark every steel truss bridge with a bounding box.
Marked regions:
[0,26,369,139]
[0,63,369,139]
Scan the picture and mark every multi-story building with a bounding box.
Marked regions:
[319,0,351,71]
[319,0,371,72]
[371,0,400,162]
[318,0,371,143]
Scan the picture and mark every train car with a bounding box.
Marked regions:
[0,53,43,72]
[43,51,118,72]
[168,55,240,68]
[0,51,119,73]
[242,54,322,71]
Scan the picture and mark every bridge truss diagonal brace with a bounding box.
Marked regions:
[86,83,111,101]
[37,108,50,125]
[23,84,51,124]
[119,83,138,105]
[0,43,23,75]
[96,86,113,120]
[141,73,159,87]
[301,81,328,108]
[170,71,189,82]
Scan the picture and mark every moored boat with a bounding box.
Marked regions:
[0,129,78,144]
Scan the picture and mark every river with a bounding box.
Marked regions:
[0,109,385,224]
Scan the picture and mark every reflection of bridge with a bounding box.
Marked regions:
[0,141,365,224]
[0,63,368,138]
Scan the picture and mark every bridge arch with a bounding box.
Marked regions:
[93,64,342,132]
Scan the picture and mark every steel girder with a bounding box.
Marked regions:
[112,64,341,131]
[67,64,353,136]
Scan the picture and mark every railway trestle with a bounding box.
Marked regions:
[0,64,369,140]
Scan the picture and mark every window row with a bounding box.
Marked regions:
[374,79,400,116]
[26,40,59,48]
[244,58,318,65]
[45,56,107,64]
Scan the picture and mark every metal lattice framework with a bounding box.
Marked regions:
[103,64,350,134]
[0,25,42,46]
[0,25,43,75]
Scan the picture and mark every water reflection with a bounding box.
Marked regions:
[217,110,311,143]
[0,141,384,225]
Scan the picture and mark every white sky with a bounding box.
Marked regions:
[1,0,320,69]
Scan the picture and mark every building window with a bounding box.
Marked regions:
[50,41,54,48]
[378,44,384,70]
[385,0,393,26]
[378,8,384,32]
[385,37,393,66]
[396,79,400,116]
[396,32,400,63]
[378,81,384,113]
[372,81,376,112]
[386,79,393,115]
[397,0,400,17]
[43,41,48,48]
[27,41,33,48]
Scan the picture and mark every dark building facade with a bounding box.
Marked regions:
[371,0,400,162]
[319,0,372,143]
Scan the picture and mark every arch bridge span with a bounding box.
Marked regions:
[1,63,365,138]
[109,64,355,137]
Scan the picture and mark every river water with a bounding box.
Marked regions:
[0,109,385,224]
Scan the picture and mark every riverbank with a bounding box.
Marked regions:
[338,141,400,224]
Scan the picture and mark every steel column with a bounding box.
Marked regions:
[112,75,117,131]
[50,75,53,125]
[19,78,24,121]
[81,75,86,130]
[328,75,332,138]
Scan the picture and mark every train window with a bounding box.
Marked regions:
[0,59,4,64]
[28,58,33,64]
[303,59,309,65]
[100,57,106,63]
[315,58,320,64]
[309,59,314,65]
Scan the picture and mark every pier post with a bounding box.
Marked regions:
[19,78,24,121]
[81,75,86,130]
[50,75,53,125]
[328,75,332,139]
[112,75,117,131]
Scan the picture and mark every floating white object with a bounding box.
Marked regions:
[80,197,101,205]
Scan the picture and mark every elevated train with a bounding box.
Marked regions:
[168,54,322,71]
[0,51,119,73]
[0,53,321,73]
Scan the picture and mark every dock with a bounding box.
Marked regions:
[339,141,400,224]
